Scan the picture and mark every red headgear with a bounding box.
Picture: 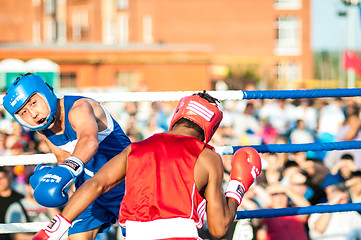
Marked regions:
[169,94,223,143]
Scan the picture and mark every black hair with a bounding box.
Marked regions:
[340,154,354,161]
[350,170,361,178]
[174,118,205,141]
[0,166,13,180]
[194,90,220,105]
[0,166,11,174]
[283,160,299,169]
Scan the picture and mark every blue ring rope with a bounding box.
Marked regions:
[236,203,361,219]
[215,140,361,155]
[234,140,361,154]
[242,88,361,99]
[233,90,361,219]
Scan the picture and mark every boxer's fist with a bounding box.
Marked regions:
[226,147,261,204]
[34,157,84,207]
[30,164,53,190]
[32,214,71,240]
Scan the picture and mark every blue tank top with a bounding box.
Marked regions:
[42,95,131,207]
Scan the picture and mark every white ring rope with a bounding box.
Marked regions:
[1,90,243,105]
[0,154,57,166]
[0,222,46,234]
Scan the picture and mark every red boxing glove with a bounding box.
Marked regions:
[225,147,261,205]
[32,214,71,240]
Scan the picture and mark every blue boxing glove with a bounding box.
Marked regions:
[34,156,84,208]
[29,164,54,190]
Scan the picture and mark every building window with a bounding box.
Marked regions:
[117,14,129,44]
[32,0,41,7]
[44,19,56,43]
[115,72,140,91]
[57,21,66,43]
[44,0,55,14]
[143,15,153,44]
[274,0,302,10]
[104,18,114,44]
[117,0,128,10]
[274,16,301,56]
[60,72,77,88]
[276,62,301,88]
[71,10,89,41]
[32,21,41,43]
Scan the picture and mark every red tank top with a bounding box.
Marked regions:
[118,133,208,228]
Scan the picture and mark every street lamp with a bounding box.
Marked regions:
[341,0,361,88]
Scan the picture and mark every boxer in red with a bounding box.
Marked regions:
[33,91,261,240]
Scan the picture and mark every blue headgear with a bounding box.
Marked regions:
[3,74,58,131]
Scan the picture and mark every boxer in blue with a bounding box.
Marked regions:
[3,73,131,240]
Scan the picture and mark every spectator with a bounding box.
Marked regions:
[274,136,289,166]
[34,139,51,154]
[259,99,297,138]
[280,160,300,186]
[288,169,324,206]
[256,183,310,240]
[125,114,144,142]
[332,113,361,170]
[331,154,357,181]
[142,114,164,139]
[0,167,24,240]
[0,108,12,134]
[342,98,360,117]
[317,98,345,143]
[5,121,34,154]
[291,152,329,186]
[0,133,10,157]
[9,141,27,196]
[257,118,279,145]
[257,153,283,187]
[308,182,361,240]
[289,119,314,144]
[320,173,344,191]
[5,174,60,240]
[303,159,329,187]
[293,99,318,133]
[345,171,361,203]
[233,102,262,145]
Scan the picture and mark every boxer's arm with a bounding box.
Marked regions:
[61,145,130,221]
[199,149,238,239]
[32,146,130,240]
[201,147,261,238]
[67,99,100,165]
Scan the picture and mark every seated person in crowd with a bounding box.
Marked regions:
[256,183,310,240]
[5,174,60,240]
[308,182,361,240]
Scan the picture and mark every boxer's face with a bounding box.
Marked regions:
[16,93,50,128]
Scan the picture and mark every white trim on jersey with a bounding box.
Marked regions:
[97,105,114,142]
[125,218,200,239]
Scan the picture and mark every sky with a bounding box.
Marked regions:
[311,0,361,51]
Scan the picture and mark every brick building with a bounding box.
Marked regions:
[0,0,312,91]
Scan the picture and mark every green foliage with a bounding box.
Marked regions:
[224,65,261,90]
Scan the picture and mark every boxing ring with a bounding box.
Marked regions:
[0,88,361,234]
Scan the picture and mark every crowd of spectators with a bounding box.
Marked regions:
[0,88,361,239]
